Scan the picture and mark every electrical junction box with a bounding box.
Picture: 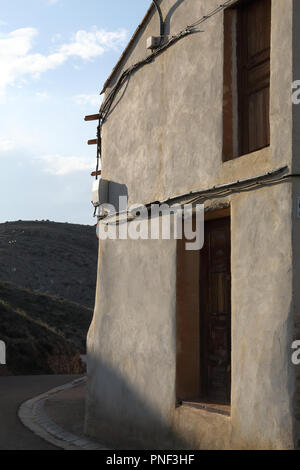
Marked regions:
[147,36,161,50]
[92,178,109,208]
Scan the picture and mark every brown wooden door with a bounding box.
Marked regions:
[238,0,271,155]
[200,217,231,405]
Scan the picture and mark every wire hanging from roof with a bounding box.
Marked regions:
[152,0,165,39]
[92,0,237,214]
[187,0,235,29]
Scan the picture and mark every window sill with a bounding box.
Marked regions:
[223,145,270,164]
[179,400,231,417]
[219,146,271,182]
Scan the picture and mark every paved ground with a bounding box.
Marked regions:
[0,375,80,450]
[44,380,86,437]
[19,377,103,450]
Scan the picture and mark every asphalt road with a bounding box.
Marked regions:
[0,375,78,450]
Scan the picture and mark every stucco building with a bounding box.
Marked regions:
[85,0,300,449]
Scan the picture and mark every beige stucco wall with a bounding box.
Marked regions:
[291,180,300,449]
[101,0,292,204]
[85,0,299,449]
[231,184,294,449]
[86,184,294,450]
[292,0,300,448]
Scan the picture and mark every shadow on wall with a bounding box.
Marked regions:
[108,182,128,212]
[84,354,189,450]
[164,0,185,36]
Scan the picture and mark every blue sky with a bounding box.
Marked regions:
[0,0,150,225]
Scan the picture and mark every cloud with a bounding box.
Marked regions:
[0,27,128,98]
[36,91,49,101]
[0,139,15,152]
[60,30,127,59]
[51,33,63,43]
[40,154,95,175]
[0,20,7,26]
[73,94,102,107]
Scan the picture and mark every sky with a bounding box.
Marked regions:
[0,0,150,225]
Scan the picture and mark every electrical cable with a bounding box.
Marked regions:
[187,0,235,29]
[97,166,294,225]
[152,0,165,39]
[91,0,243,215]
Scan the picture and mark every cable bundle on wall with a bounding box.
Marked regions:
[93,0,237,213]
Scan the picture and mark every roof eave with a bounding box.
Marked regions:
[100,1,156,95]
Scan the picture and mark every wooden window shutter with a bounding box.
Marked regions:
[237,0,271,155]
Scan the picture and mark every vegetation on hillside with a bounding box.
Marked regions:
[0,221,98,308]
[0,281,93,376]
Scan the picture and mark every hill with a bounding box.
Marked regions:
[0,221,98,308]
[0,281,93,376]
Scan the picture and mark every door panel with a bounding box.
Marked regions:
[200,217,231,405]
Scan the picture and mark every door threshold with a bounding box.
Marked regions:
[180,400,231,417]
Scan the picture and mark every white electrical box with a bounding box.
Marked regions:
[146,36,161,50]
[92,179,109,207]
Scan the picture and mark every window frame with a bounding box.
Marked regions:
[223,0,271,161]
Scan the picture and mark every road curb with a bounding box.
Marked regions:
[18,377,106,450]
